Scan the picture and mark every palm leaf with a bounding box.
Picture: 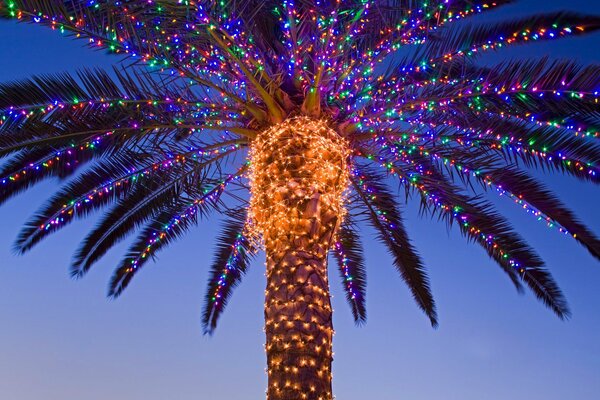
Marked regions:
[332,220,367,324]
[478,168,600,260]
[202,211,254,334]
[107,199,203,298]
[352,165,437,327]
[107,172,242,298]
[414,167,570,318]
[420,12,600,63]
[69,174,186,277]
[0,1,194,61]
[14,150,149,252]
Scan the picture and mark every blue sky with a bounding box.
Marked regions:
[0,1,599,399]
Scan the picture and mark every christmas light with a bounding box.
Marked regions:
[0,1,599,399]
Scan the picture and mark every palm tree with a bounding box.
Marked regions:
[1,0,600,398]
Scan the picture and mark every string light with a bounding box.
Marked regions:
[1,2,598,399]
[248,117,349,399]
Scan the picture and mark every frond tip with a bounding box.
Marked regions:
[202,213,255,334]
[352,166,438,328]
[521,267,570,320]
[332,222,367,324]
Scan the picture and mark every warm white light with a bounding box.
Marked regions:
[247,116,350,250]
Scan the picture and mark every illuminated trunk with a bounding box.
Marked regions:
[249,117,350,400]
[264,217,335,400]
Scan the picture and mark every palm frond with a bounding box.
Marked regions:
[419,12,600,63]
[455,60,600,125]
[414,167,570,318]
[108,172,242,298]
[0,146,99,207]
[0,69,204,157]
[421,145,600,259]
[107,199,203,298]
[0,68,175,112]
[69,174,186,277]
[354,0,515,55]
[0,0,194,61]
[478,168,600,260]
[202,211,254,334]
[332,220,367,324]
[449,114,600,183]
[351,165,437,327]
[13,150,149,252]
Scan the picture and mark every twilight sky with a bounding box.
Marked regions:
[0,1,599,399]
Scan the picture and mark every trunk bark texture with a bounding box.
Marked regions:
[248,117,349,400]
[265,225,334,400]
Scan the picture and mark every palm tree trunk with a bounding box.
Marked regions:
[249,117,349,400]
[264,198,336,400]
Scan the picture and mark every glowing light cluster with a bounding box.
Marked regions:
[248,117,350,249]
[246,117,351,400]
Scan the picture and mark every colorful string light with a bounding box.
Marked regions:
[1,2,599,399]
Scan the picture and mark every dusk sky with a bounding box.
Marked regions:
[0,1,599,399]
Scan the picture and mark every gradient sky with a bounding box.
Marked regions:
[1,1,599,399]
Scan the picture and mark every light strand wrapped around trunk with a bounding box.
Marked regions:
[248,116,350,250]
[247,117,351,400]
